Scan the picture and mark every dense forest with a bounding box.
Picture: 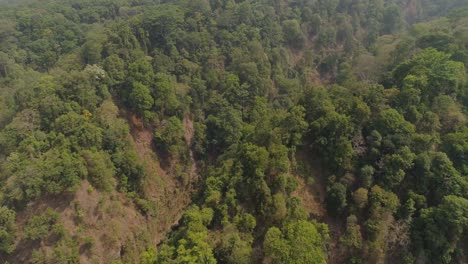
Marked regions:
[0,0,467,263]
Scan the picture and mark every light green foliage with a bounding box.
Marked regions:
[309,110,355,172]
[30,237,79,264]
[54,111,103,150]
[60,70,103,111]
[82,24,107,65]
[272,193,287,221]
[103,55,125,86]
[206,105,243,151]
[82,150,116,192]
[140,248,157,264]
[25,208,59,241]
[217,226,253,264]
[0,109,40,155]
[233,213,256,233]
[130,82,154,114]
[263,220,328,264]
[0,206,16,254]
[153,73,180,115]
[353,188,369,209]
[374,109,415,136]
[280,106,309,147]
[128,59,154,86]
[157,206,216,264]
[412,152,467,202]
[40,148,88,194]
[154,116,184,157]
[340,215,363,250]
[393,48,465,102]
[369,185,400,213]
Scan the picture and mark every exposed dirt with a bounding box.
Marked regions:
[5,181,150,263]
[183,114,198,183]
[292,176,326,218]
[3,109,201,264]
[293,150,346,264]
[126,113,194,245]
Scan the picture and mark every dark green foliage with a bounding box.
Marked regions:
[154,116,185,158]
[327,182,348,216]
[216,226,253,264]
[282,20,305,49]
[442,129,468,174]
[412,195,468,264]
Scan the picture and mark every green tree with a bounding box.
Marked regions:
[82,150,116,192]
[217,227,253,264]
[128,58,154,86]
[340,215,363,250]
[392,48,465,102]
[0,206,16,254]
[380,147,416,189]
[442,129,468,174]
[54,112,103,150]
[25,208,59,241]
[154,116,184,156]
[326,182,347,216]
[103,54,125,86]
[81,24,107,65]
[263,220,328,264]
[153,73,180,115]
[130,82,154,114]
[353,188,369,209]
[40,148,88,194]
[360,165,375,188]
[157,206,216,264]
[282,19,305,49]
[412,195,468,264]
[382,4,403,34]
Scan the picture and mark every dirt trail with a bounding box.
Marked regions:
[126,113,200,246]
[293,150,346,263]
[126,114,189,244]
[183,114,197,183]
[292,176,326,218]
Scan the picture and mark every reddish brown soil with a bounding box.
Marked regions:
[293,151,346,264]
[126,113,194,245]
[3,108,201,263]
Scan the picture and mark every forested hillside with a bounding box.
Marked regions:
[0,0,467,263]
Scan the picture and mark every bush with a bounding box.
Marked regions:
[25,208,59,241]
[0,206,16,254]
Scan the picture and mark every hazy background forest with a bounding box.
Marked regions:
[0,0,467,263]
